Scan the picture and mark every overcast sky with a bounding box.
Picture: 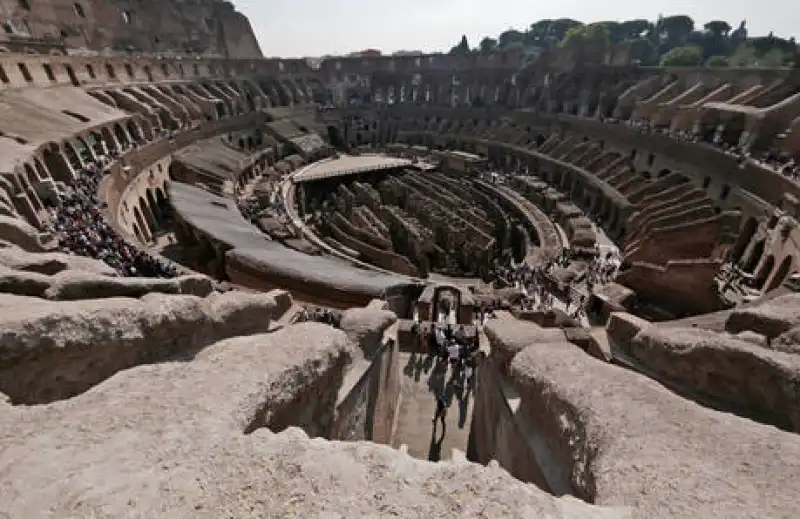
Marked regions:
[233,0,794,58]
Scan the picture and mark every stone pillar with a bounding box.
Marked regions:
[13,192,40,229]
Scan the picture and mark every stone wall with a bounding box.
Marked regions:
[469,359,554,492]
[330,336,402,444]
[0,0,261,58]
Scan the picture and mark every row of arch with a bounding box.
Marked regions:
[14,117,147,222]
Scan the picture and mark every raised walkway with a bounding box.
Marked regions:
[391,352,475,462]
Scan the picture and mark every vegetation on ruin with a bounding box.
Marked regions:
[449,16,798,68]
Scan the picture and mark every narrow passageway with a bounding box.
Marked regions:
[392,351,475,462]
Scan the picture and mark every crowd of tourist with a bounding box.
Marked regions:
[603,117,800,181]
[46,151,178,278]
[297,305,342,327]
[421,322,482,428]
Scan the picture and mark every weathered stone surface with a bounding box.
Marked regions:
[339,307,398,356]
[515,307,579,328]
[44,270,216,300]
[265,288,293,317]
[725,293,800,339]
[0,323,630,518]
[731,330,769,348]
[627,326,800,431]
[0,264,215,300]
[0,290,278,403]
[484,319,570,374]
[0,244,117,276]
[367,298,390,310]
[606,311,650,347]
[0,215,44,252]
[509,342,800,518]
[772,326,800,354]
[564,327,610,361]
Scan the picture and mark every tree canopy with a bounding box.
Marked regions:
[447,16,797,67]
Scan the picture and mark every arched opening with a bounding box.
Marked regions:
[126,120,141,143]
[132,222,144,243]
[101,126,118,154]
[657,168,670,178]
[743,239,765,273]
[23,162,38,185]
[766,255,793,291]
[155,186,171,223]
[88,131,105,157]
[702,176,711,189]
[133,204,150,242]
[33,158,49,181]
[65,64,79,86]
[113,123,129,148]
[756,255,775,289]
[730,217,759,265]
[74,137,93,163]
[433,287,461,325]
[138,195,155,232]
[146,189,162,231]
[62,143,82,172]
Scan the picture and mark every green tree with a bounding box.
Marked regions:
[449,35,470,56]
[559,23,610,48]
[660,15,695,47]
[619,19,652,39]
[497,29,525,49]
[706,55,729,67]
[478,37,497,55]
[660,45,703,66]
[629,37,657,65]
[761,48,786,67]
[549,18,583,42]
[728,42,757,67]
[703,21,732,37]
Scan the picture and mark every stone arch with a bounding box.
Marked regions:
[126,119,141,142]
[41,147,67,182]
[743,238,765,273]
[33,158,49,181]
[657,168,670,178]
[62,143,83,172]
[101,126,118,153]
[132,222,145,243]
[146,188,163,230]
[74,136,94,163]
[88,131,105,157]
[433,286,461,325]
[23,162,38,185]
[730,217,759,265]
[767,255,794,291]
[138,195,156,233]
[113,123,129,147]
[132,205,149,243]
[756,255,775,289]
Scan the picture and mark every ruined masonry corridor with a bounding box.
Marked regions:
[391,352,475,462]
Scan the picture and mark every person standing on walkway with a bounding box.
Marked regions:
[433,393,447,429]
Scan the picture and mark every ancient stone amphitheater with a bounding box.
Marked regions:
[1,5,799,518]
